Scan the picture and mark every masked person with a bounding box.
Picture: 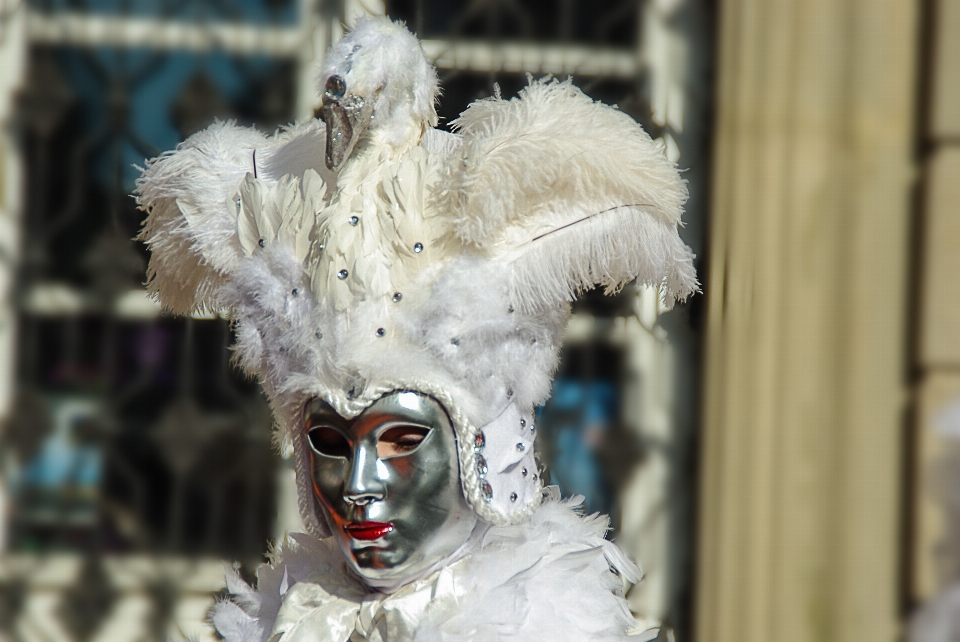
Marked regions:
[136,16,697,642]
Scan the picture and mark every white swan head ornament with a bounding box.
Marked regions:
[317,17,439,168]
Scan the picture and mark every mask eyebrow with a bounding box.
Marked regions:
[303,398,348,429]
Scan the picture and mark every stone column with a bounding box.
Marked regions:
[0,0,27,554]
[696,1,918,641]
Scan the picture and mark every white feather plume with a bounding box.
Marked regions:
[136,19,697,528]
[443,78,698,310]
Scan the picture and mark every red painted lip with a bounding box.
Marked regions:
[344,522,394,541]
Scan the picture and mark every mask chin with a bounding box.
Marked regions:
[350,497,479,590]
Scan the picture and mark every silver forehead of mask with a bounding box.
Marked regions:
[317,76,371,172]
[303,391,447,435]
[304,391,478,587]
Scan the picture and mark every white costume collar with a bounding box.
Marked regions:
[212,490,656,642]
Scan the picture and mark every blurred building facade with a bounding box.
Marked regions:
[0,1,713,641]
[907,0,960,640]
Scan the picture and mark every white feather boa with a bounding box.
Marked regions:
[211,490,656,642]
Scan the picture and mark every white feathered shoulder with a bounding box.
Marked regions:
[210,491,655,642]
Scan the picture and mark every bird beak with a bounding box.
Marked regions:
[317,75,371,172]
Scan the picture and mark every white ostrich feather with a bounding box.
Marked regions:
[443,78,697,310]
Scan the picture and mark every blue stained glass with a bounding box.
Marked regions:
[53,46,293,192]
[15,396,103,492]
[538,379,618,516]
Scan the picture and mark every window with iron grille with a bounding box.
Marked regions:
[0,1,713,639]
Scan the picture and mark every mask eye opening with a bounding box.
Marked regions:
[377,426,430,459]
[307,426,352,459]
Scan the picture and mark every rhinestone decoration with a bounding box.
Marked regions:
[520,418,526,428]
[392,292,402,302]
[337,269,348,280]
[291,288,299,297]
[522,467,528,477]
[506,388,514,398]
[510,492,518,502]
[413,242,423,253]
[258,238,266,248]
[474,432,485,450]
[376,328,385,337]
[325,74,346,99]
[318,242,325,251]
[481,481,493,502]
[508,305,515,313]
[315,331,323,340]
[348,215,359,226]
[516,442,524,452]
[450,338,460,346]
[475,455,488,477]
[530,424,535,433]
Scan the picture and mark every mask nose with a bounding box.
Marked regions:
[344,442,385,506]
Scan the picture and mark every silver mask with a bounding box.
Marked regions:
[304,391,478,587]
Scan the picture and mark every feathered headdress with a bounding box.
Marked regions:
[136,17,697,534]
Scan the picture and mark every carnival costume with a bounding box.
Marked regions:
[136,16,697,642]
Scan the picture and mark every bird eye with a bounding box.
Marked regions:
[378,426,430,458]
[307,426,351,458]
[325,75,346,99]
